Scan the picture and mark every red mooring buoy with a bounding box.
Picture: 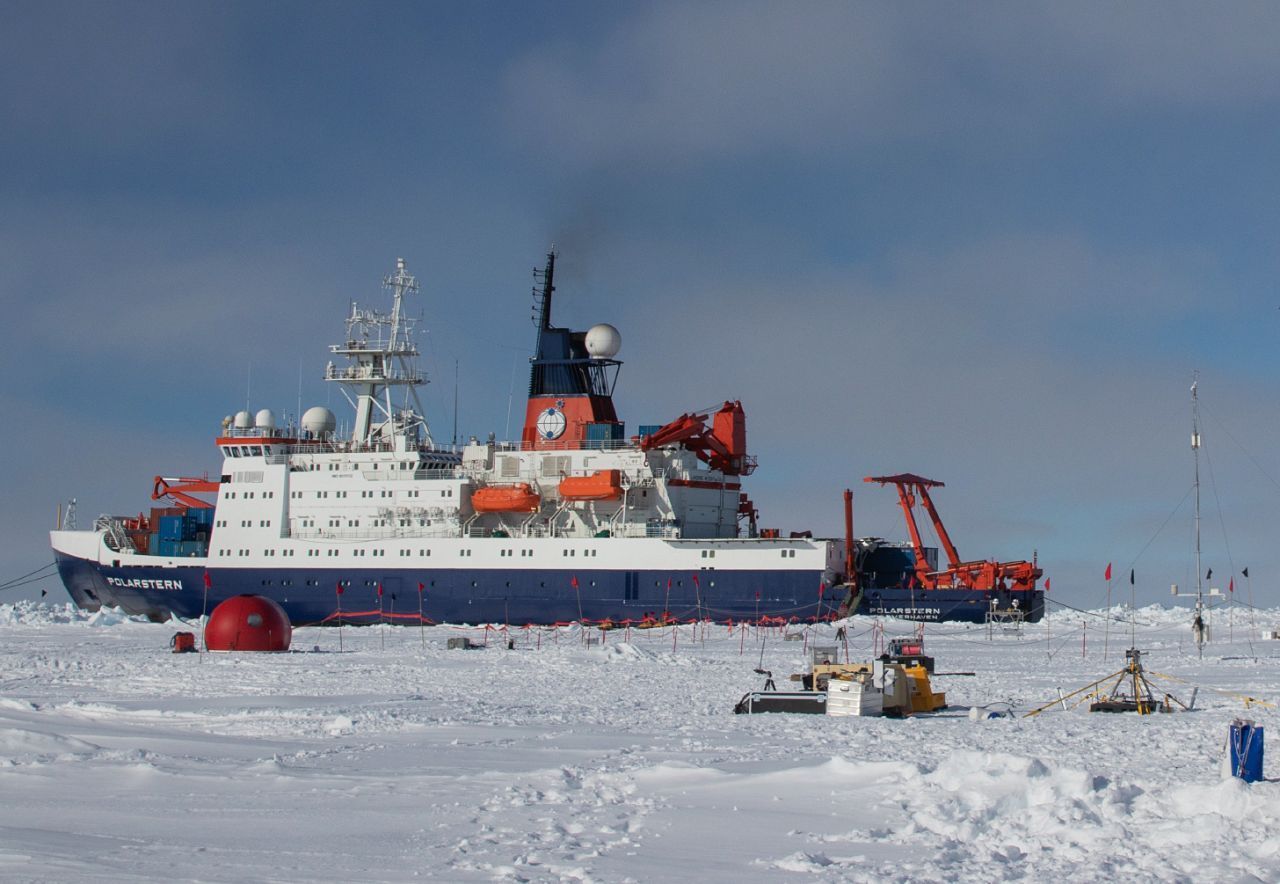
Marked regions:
[205,595,292,652]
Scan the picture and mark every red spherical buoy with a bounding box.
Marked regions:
[205,595,292,652]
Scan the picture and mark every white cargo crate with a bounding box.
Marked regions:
[826,678,883,717]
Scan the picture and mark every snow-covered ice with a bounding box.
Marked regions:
[1,602,1277,882]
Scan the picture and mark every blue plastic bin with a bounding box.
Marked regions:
[1230,720,1264,783]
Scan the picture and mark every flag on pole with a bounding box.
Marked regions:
[377,583,384,597]
[571,575,579,589]
[1206,568,1213,581]
[1229,577,1234,593]
[818,582,825,598]
[1243,567,1250,578]
[418,582,425,593]
[336,582,344,596]
[203,571,212,590]
[1105,563,1112,581]
[691,573,700,588]
[1129,569,1135,585]
[1044,577,1050,592]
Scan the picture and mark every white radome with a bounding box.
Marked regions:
[233,410,252,429]
[585,323,622,358]
[254,408,276,429]
[301,406,337,437]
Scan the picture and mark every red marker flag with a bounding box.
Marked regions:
[1044,577,1050,592]
[336,582,344,596]
[1229,577,1234,594]
[818,582,825,598]
[418,582,425,594]
[203,570,212,590]
[377,583,384,597]
[691,573,700,588]
[571,575,579,589]
[1104,563,1112,581]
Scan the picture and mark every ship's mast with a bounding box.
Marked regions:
[1191,373,1205,657]
[325,258,433,451]
[533,248,555,331]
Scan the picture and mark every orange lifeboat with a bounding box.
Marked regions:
[558,469,623,502]
[471,483,541,513]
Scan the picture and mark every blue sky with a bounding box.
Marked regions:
[5,1,1280,612]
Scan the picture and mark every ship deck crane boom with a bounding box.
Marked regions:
[152,475,220,510]
[864,473,1041,592]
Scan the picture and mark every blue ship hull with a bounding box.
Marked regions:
[55,552,829,625]
[55,552,1042,626]
[856,586,1043,623]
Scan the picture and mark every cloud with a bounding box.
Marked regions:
[588,228,1268,596]
[1,1,244,152]
[502,2,1280,165]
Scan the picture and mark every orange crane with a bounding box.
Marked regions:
[152,475,219,510]
[863,473,1041,592]
[639,401,757,476]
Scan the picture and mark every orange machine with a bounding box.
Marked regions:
[151,475,219,510]
[639,401,756,476]
[863,473,1041,592]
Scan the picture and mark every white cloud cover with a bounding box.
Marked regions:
[503,2,1280,163]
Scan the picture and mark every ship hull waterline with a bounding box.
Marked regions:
[55,552,1043,626]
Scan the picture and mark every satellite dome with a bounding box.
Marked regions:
[585,323,621,358]
[233,410,252,429]
[301,406,336,438]
[254,408,276,430]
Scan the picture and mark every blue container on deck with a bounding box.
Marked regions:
[584,422,623,446]
[638,424,662,439]
[1230,719,1264,783]
[158,515,185,541]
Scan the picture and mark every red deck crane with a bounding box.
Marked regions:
[639,401,757,476]
[863,473,1041,592]
[151,475,220,510]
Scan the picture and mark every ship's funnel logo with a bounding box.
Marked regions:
[536,407,566,440]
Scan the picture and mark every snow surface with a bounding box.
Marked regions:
[1,602,1278,882]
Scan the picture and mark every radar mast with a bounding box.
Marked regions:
[325,258,434,451]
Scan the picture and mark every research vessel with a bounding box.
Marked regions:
[51,253,1043,625]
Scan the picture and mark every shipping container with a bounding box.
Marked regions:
[585,422,624,446]
[150,507,184,527]
[176,541,205,557]
[158,516,185,541]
